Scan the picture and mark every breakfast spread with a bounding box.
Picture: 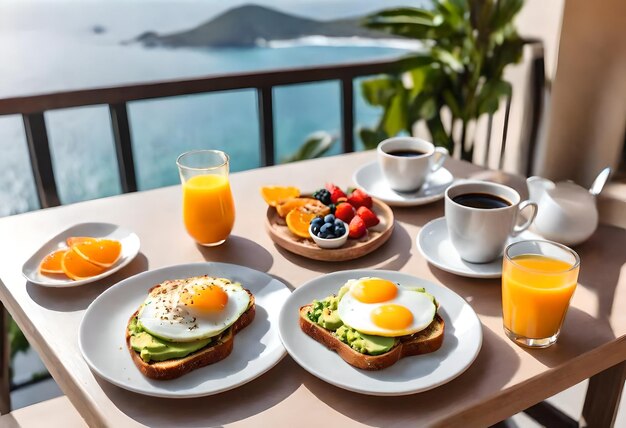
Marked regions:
[299,277,444,370]
[38,237,122,280]
[126,275,255,380]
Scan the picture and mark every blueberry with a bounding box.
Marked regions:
[334,219,344,226]
[311,225,320,234]
[324,214,335,223]
[311,217,324,227]
[318,231,328,239]
[320,223,333,234]
[326,233,336,239]
[336,226,346,236]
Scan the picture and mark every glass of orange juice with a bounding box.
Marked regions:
[176,150,235,246]
[502,240,580,348]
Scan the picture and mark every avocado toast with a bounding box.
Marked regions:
[126,276,255,380]
[299,278,444,370]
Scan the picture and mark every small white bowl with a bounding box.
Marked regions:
[309,220,349,249]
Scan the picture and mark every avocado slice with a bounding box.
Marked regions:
[317,307,343,331]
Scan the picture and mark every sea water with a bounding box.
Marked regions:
[0,1,413,216]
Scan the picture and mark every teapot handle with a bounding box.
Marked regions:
[512,201,538,236]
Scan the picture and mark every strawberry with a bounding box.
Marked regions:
[335,202,355,223]
[348,215,367,239]
[356,206,379,228]
[347,188,372,209]
[326,183,347,204]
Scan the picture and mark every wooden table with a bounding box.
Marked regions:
[0,151,624,427]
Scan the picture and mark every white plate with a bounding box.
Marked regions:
[79,262,290,398]
[22,222,141,287]
[352,161,454,207]
[417,217,541,279]
[278,269,482,396]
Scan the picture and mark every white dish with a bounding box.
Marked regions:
[278,269,482,396]
[309,219,349,249]
[22,222,140,287]
[352,161,454,207]
[79,262,290,398]
[417,217,541,279]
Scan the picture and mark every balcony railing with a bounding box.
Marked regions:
[0,43,544,211]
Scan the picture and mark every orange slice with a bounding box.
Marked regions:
[286,207,316,239]
[61,248,107,281]
[72,239,122,268]
[39,249,69,274]
[276,197,325,217]
[261,186,300,207]
[66,236,97,247]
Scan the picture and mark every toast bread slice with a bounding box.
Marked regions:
[126,289,255,380]
[299,304,444,370]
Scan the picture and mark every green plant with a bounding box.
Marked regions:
[283,131,337,163]
[360,0,525,160]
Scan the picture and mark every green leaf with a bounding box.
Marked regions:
[282,132,337,163]
[381,90,408,135]
[394,54,436,72]
[476,79,512,116]
[359,127,389,150]
[361,76,399,107]
[426,111,453,152]
[442,89,463,118]
[432,47,464,73]
[490,0,524,32]
[409,92,438,121]
[369,7,436,21]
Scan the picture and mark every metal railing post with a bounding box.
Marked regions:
[340,78,354,153]
[257,86,275,166]
[109,103,138,193]
[22,113,60,208]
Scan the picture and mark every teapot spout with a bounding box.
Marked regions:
[526,176,555,203]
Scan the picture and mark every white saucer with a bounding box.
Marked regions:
[352,162,454,207]
[416,217,541,278]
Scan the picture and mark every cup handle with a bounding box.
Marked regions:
[512,201,538,236]
[430,147,448,172]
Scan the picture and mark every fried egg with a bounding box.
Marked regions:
[337,277,436,337]
[137,276,250,342]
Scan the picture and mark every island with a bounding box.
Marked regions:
[134,4,398,48]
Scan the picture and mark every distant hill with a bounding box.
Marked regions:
[135,4,398,48]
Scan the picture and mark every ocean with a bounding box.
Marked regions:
[0,0,416,216]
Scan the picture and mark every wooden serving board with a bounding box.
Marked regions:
[265,197,394,262]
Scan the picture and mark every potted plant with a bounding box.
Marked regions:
[359,0,526,161]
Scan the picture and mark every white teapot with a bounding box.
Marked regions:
[526,168,610,246]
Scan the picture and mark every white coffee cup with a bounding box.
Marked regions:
[377,137,448,192]
[445,181,538,263]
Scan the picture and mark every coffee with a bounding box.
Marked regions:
[452,193,511,209]
[386,149,427,157]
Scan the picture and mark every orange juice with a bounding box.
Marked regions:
[502,254,578,339]
[182,174,235,245]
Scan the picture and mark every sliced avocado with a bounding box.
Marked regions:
[130,332,166,352]
[129,317,213,362]
[337,284,350,302]
[318,307,343,331]
[360,333,395,355]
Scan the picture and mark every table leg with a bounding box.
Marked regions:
[0,303,10,414]
[581,360,626,427]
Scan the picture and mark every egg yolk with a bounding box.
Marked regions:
[371,304,414,330]
[350,278,398,303]
[180,284,228,313]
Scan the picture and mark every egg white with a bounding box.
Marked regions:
[137,276,250,342]
[337,278,436,337]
